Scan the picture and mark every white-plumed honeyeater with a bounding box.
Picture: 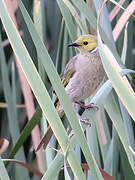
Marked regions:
[36,34,105,151]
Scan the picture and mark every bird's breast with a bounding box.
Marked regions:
[65,53,105,102]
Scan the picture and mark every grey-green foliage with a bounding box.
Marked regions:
[0,0,135,180]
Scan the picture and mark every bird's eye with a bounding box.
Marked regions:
[83,41,88,45]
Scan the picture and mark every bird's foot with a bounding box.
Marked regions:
[76,112,91,126]
[75,101,99,110]
[79,117,91,126]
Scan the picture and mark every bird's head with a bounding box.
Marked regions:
[68,34,97,53]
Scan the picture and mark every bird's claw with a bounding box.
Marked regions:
[79,117,91,126]
[75,101,99,110]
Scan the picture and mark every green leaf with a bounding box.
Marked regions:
[8,107,42,161]
[105,91,135,174]
[0,157,10,180]
[0,26,29,179]
[17,1,104,179]
[57,0,77,41]
[0,1,87,179]
[98,31,135,120]
[71,0,97,30]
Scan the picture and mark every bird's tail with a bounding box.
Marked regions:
[35,102,65,152]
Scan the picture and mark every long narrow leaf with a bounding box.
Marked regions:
[57,0,77,41]
[0,1,86,179]
[0,27,29,179]
[98,32,135,122]
[17,1,104,179]
[105,92,135,173]
[7,107,42,161]
[0,157,10,180]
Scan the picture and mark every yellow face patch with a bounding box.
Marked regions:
[75,35,97,51]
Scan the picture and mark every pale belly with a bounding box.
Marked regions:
[65,60,104,102]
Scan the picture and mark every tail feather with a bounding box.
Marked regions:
[35,102,65,152]
[35,126,53,152]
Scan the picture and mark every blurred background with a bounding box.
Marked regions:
[0,0,135,180]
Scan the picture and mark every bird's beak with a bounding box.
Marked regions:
[68,42,80,47]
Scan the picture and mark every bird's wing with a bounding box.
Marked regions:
[53,55,77,106]
[61,55,78,87]
[36,55,78,152]
[64,54,78,75]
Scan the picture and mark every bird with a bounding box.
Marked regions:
[36,34,105,151]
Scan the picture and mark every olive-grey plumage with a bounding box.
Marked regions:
[36,34,105,152]
[65,50,104,102]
